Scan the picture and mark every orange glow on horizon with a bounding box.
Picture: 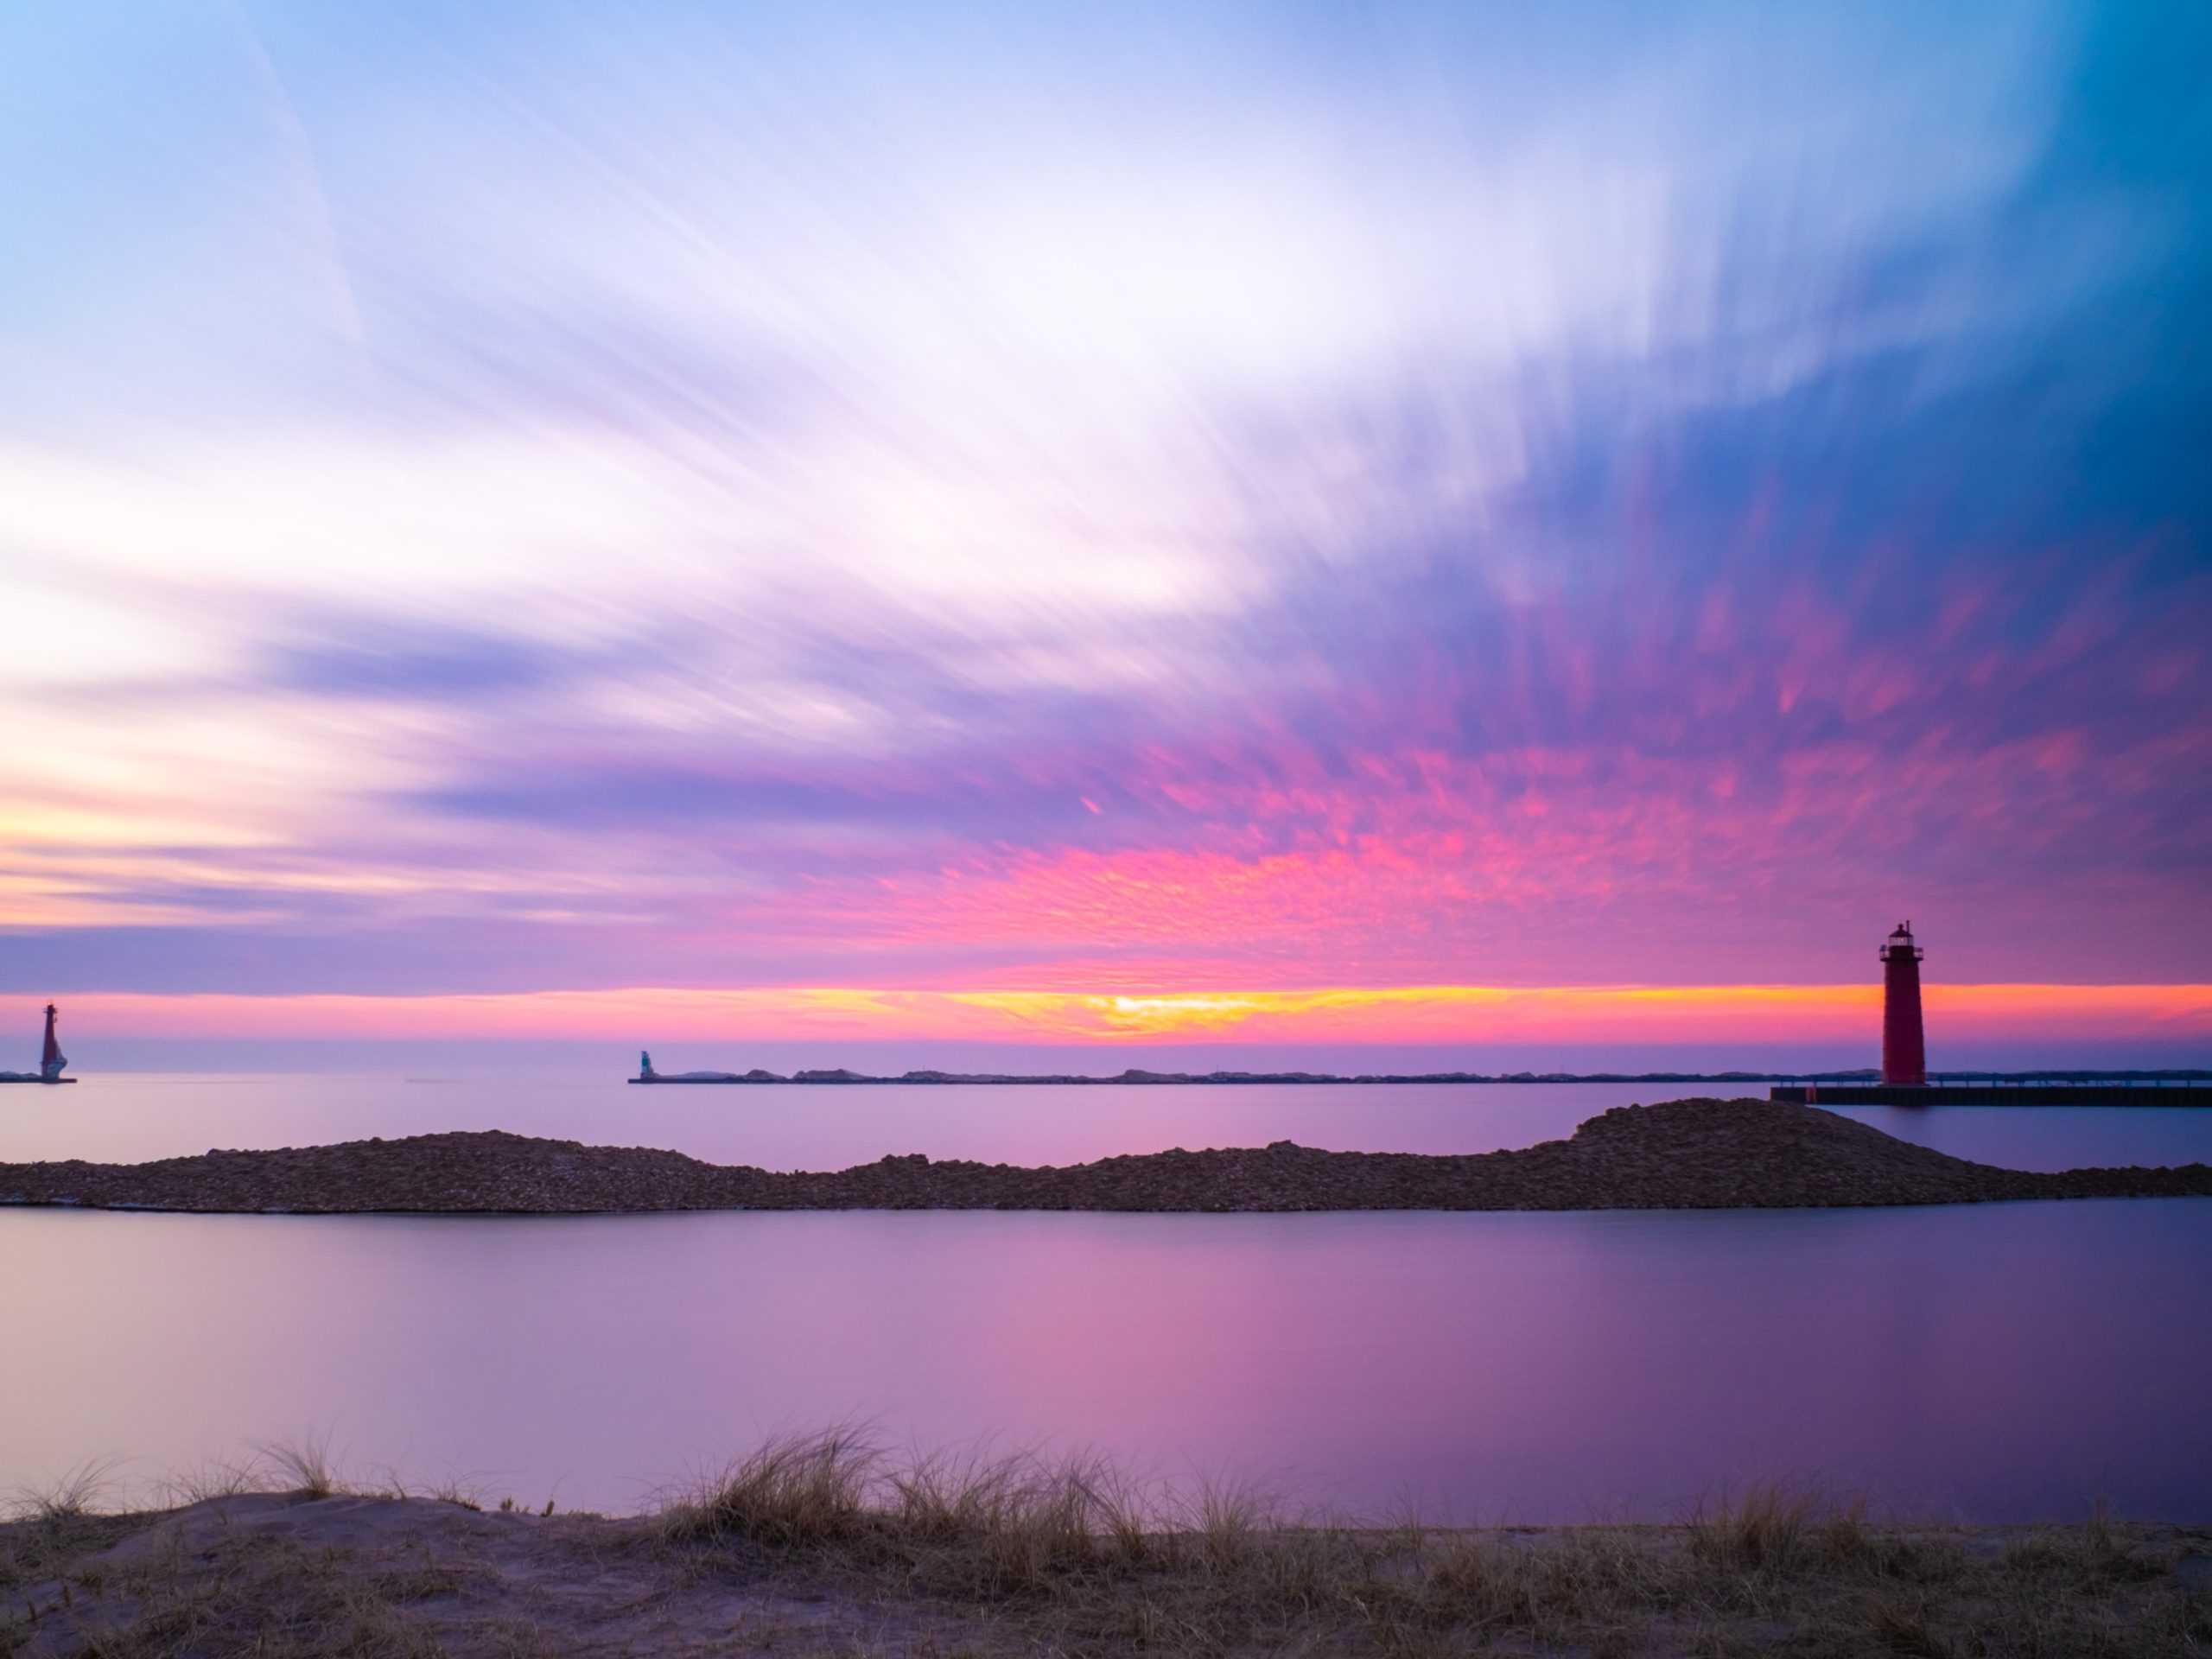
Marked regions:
[26,982,2212,1046]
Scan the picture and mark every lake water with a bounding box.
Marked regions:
[11,1071,2212,1172]
[5,1076,2210,1522]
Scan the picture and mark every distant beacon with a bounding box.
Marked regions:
[1,1001,75,1084]
[1879,923,1926,1086]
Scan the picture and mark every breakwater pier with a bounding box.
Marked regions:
[1772,1080,2212,1106]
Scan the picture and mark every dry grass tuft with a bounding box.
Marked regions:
[659,1427,1174,1597]
[893,1447,1141,1585]
[159,1456,260,1509]
[1686,1478,1875,1574]
[658,1424,881,1547]
[9,1458,124,1524]
[251,1432,347,1502]
[1688,1478,1808,1571]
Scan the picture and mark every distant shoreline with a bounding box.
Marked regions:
[633,1066,1789,1085]
[630,1065,2212,1086]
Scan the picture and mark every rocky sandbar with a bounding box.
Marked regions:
[3,1098,2209,1214]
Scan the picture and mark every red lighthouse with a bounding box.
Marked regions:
[1879,923,1926,1086]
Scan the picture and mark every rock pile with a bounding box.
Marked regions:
[3,1099,2207,1215]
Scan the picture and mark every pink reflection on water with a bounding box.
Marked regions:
[5,1202,2209,1522]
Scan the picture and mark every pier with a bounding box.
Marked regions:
[1771,1081,2212,1107]
[1770,925,2211,1104]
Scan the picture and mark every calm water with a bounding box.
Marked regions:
[10,1072,2212,1171]
[5,1077,2209,1521]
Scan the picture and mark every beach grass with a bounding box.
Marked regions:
[5,1430,2209,1656]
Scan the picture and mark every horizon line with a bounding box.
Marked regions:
[17,982,2211,1046]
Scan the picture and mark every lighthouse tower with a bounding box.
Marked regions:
[1879,924,1926,1086]
[39,1003,69,1082]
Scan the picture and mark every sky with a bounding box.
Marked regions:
[3,0,2209,1065]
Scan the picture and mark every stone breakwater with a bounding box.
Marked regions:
[3,1099,2209,1215]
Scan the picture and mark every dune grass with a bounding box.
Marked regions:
[599,1432,2212,1655]
[4,1431,2209,1656]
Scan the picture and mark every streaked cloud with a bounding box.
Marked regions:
[1,0,2206,1046]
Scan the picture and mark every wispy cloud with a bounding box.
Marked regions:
[0,0,2205,1035]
